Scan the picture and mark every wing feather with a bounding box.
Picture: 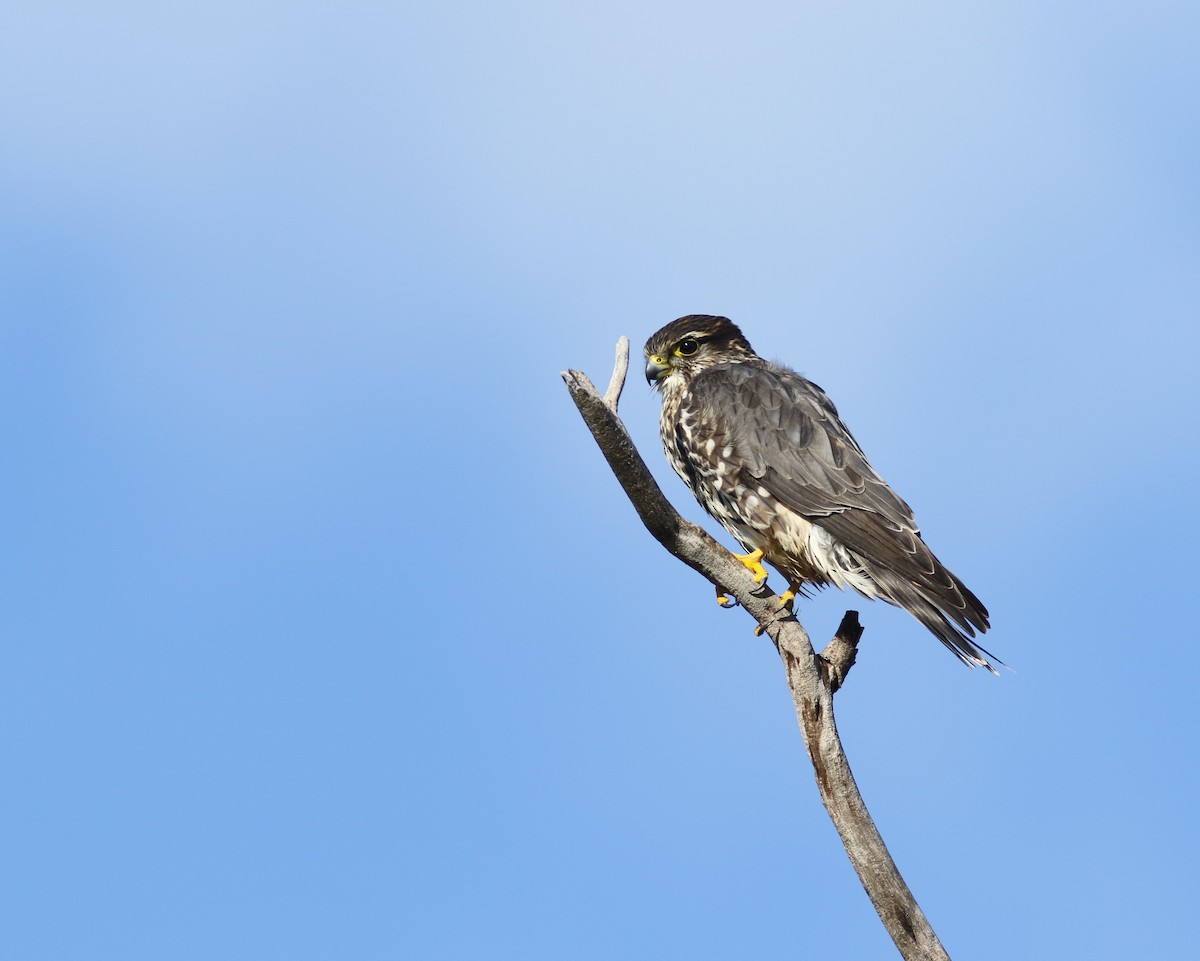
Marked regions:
[687,361,992,661]
[689,361,917,534]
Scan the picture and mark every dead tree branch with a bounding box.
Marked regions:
[562,338,952,961]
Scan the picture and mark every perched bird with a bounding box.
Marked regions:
[644,315,997,671]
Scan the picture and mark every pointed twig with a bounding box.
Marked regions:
[603,336,629,411]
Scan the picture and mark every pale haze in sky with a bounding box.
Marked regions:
[2,3,1198,959]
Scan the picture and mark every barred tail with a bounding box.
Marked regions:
[872,565,1001,673]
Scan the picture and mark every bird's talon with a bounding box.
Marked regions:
[716,591,738,608]
[735,548,769,584]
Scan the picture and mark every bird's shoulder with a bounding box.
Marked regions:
[685,359,850,450]
[685,358,917,525]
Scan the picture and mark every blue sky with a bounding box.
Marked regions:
[3,2,1198,958]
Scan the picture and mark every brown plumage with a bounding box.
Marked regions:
[644,314,998,671]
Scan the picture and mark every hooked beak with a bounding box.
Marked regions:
[645,354,670,385]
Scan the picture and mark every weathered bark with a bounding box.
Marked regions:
[562,338,951,961]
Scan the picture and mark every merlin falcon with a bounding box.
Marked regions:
[644,315,997,671]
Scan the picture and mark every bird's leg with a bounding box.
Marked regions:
[716,549,768,608]
[754,583,801,636]
[779,585,798,612]
[734,548,769,584]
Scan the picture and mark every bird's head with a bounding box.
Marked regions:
[644,315,756,391]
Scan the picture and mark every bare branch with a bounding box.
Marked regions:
[562,343,952,961]
[818,610,863,695]
[603,336,630,411]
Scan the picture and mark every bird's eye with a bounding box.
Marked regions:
[676,338,700,357]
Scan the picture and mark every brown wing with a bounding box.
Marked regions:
[687,360,995,668]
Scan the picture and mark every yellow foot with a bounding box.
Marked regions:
[710,585,739,607]
[754,586,800,636]
[735,548,769,584]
